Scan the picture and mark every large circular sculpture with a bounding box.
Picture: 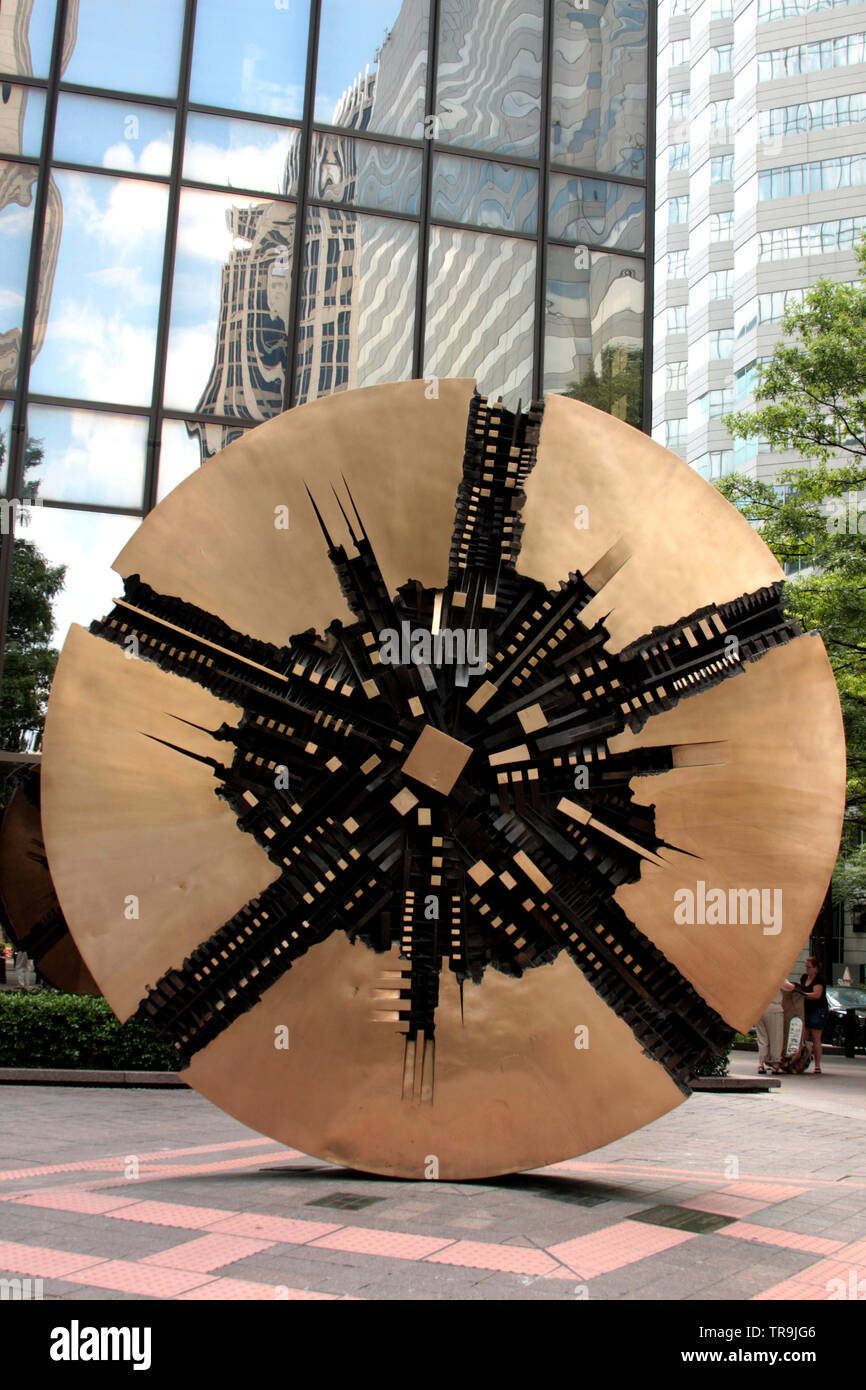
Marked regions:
[40,381,845,1179]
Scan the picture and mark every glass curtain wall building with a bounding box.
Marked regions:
[0,0,652,755]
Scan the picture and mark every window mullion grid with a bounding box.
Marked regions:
[532,0,554,404]
[284,0,323,409]
[142,0,199,515]
[411,0,442,382]
[0,0,71,698]
[642,0,658,435]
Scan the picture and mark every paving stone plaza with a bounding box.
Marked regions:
[1,1055,863,1304]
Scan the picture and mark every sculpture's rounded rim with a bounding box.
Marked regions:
[39,381,845,1177]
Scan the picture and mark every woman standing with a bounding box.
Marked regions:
[799,955,830,1075]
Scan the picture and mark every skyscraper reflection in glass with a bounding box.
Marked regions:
[0,0,652,754]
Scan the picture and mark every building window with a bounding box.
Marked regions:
[669,39,690,66]
[697,388,733,420]
[667,362,688,390]
[759,216,866,259]
[759,154,866,199]
[695,449,733,479]
[758,32,866,81]
[666,418,688,449]
[757,287,808,323]
[666,250,689,278]
[709,269,733,298]
[669,91,691,119]
[710,210,734,240]
[735,360,760,400]
[669,143,690,171]
[709,100,732,136]
[710,328,734,358]
[670,0,691,13]
[668,195,690,224]
[711,449,733,477]
[711,155,734,182]
[759,0,862,18]
[711,45,733,74]
[667,304,689,333]
[759,93,866,138]
[733,435,774,469]
[711,0,733,15]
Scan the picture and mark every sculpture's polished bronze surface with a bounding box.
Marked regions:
[40,382,845,1178]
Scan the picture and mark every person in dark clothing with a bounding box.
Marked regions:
[798,956,829,1074]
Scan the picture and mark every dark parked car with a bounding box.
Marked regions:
[824,986,866,1050]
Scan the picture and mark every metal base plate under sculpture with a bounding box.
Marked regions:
[40,381,845,1180]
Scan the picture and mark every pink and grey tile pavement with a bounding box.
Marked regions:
[1,1055,864,1301]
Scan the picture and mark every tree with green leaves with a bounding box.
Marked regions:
[0,437,65,754]
[721,238,866,909]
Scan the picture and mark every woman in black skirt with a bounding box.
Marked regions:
[799,955,829,1075]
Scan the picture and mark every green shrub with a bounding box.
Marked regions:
[0,991,175,1070]
[692,1036,734,1078]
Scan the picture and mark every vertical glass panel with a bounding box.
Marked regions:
[309,133,422,215]
[544,245,644,426]
[165,188,295,420]
[0,84,47,159]
[355,213,417,390]
[160,418,250,496]
[436,0,543,159]
[63,0,185,98]
[190,0,311,119]
[315,0,430,140]
[0,0,55,77]
[549,171,644,251]
[551,0,648,179]
[431,153,538,233]
[26,405,148,509]
[295,208,417,405]
[0,399,12,491]
[30,170,169,407]
[16,505,139,648]
[53,95,175,176]
[425,226,535,404]
[184,113,301,196]
[0,161,37,393]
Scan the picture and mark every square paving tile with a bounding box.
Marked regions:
[66,1259,214,1297]
[141,1233,276,1272]
[425,1240,558,1276]
[206,1212,341,1244]
[309,1226,454,1261]
[106,1200,237,1230]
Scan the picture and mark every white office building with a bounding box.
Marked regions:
[653,0,866,983]
[653,0,866,489]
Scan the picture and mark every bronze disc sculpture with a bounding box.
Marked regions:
[40,380,846,1179]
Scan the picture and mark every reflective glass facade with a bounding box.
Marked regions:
[0,0,653,754]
